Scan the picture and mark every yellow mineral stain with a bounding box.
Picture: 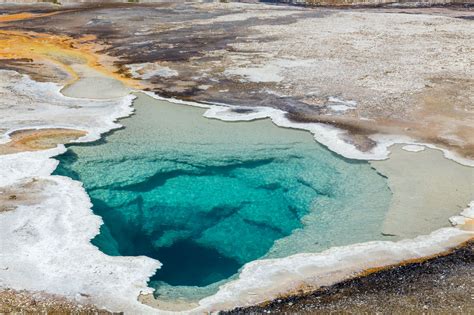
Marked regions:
[0,12,60,24]
[0,13,142,89]
[0,128,87,155]
[0,12,140,155]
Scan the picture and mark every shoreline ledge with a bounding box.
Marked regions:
[224,240,473,314]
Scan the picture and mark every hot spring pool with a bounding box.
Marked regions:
[53,93,391,301]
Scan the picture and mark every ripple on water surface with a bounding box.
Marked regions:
[53,93,391,301]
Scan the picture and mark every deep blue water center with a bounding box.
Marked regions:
[53,93,391,299]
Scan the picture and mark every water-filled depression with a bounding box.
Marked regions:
[54,93,391,301]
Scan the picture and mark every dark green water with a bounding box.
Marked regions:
[53,93,391,300]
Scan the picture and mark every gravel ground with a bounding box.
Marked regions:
[0,289,113,314]
[225,241,474,314]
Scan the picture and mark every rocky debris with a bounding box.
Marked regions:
[0,288,113,314]
[224,241,474,314]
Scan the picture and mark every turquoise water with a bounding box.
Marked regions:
[53,93,391,300]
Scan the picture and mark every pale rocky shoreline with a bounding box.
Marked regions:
[225,241,474,314]
[1,242,472,314]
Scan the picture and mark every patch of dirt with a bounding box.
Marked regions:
[0,178,49,212]
[0,288,113,314]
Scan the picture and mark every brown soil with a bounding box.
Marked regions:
[0,288,113,314]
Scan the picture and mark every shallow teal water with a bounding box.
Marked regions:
[54,93,391,300]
